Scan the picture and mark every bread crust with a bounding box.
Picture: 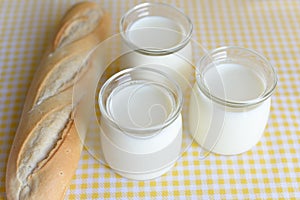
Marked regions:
[6,2,110,199]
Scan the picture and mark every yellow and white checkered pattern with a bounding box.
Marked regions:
[1,0,299,199]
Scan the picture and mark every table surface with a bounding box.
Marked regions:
[1,0,300,199]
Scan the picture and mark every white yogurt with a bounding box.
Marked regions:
[189,62,274,155]
[120,6,193,91]
[99,68,183,180]
[127,16,185,50]
[108,82,173,131]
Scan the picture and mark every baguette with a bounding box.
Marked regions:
[6,2,110,200]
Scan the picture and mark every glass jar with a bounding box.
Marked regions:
[119,2,193,91]
[189,46,277,155]
[98,67,183,180]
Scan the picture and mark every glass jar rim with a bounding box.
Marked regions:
[98,67,183,137]
[196,46,278,108]
[119,2,193,56]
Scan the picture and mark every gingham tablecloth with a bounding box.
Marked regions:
[1,0,299,199]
